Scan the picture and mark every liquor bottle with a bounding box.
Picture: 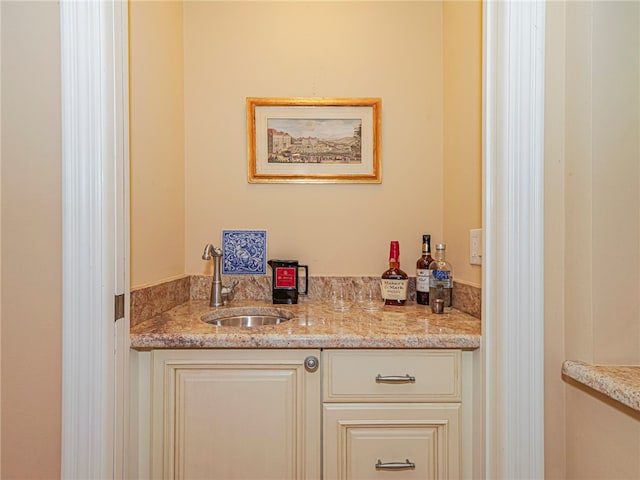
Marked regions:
[416,234,434,305]
[428,243,453,308]
[381,241,409,306]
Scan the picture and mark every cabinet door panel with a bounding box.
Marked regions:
[324,403,461,480]
[176,368,295,479]
[152,350,321,480]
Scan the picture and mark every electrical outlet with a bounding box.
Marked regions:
[470,229,482,265]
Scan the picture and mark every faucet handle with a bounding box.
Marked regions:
[221,280,239,304]
[222,279,239,294]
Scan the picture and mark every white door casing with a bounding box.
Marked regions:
[483,1,546,478]
[60,0,129,478]
[113,0,131,475]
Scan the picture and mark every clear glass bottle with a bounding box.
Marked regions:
[428,243,453,308]
[416,234,434,305]
[381,241,408,306]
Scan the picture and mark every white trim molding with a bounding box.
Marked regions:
[113,0,131,476]
[483,1,546,478]
[60,1,118,477]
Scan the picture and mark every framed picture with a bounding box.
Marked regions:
[247,97,381,183]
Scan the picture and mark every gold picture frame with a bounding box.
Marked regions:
[247,97,381,183]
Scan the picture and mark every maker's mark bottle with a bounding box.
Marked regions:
[381,241,408,306]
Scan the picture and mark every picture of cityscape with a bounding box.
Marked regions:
[266,118,362,164]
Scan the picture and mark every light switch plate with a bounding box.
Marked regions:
[470,228,482,265]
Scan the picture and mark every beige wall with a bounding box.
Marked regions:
[544,2,567,477]
[130,0,482,286]
[1,1,62,478]
[184,1,440,276]
[545,1,640,478]
[443,0,482,287]
[129,0,186,287]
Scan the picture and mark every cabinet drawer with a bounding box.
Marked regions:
[323,403,461,479]
[322,350,460,402]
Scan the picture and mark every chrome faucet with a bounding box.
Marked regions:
[202,244,237,307]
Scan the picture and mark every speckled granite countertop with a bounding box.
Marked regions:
[130,299,481,350]
[562,360,640,412]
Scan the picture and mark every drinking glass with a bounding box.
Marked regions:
[331,284,354,311]
[431,285,446,314]
[357,283,384,312]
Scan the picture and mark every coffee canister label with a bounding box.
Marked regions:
[275,267,296,288]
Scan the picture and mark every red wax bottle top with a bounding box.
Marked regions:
[389,241,400,262]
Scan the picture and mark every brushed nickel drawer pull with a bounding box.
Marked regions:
[375,459,416,470]
[375,374,416,384]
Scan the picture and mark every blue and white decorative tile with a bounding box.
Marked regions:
[221,230,267,275]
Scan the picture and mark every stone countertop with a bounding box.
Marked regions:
[130,299,481,350]
[562,360,640,412]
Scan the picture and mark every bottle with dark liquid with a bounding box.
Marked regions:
[381,241,409,306]
[416,234,434,305]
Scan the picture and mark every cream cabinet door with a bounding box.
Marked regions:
[323,403,461,480]
[151,349,321,480]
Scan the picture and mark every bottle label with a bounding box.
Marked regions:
[416,269,430,292]
[432,269,450,279]
[430,269,452,288]
[380,278,408,300]
[274,267,296,288]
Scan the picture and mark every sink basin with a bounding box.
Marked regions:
[201,306,294,328]
[207,315,289,327]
